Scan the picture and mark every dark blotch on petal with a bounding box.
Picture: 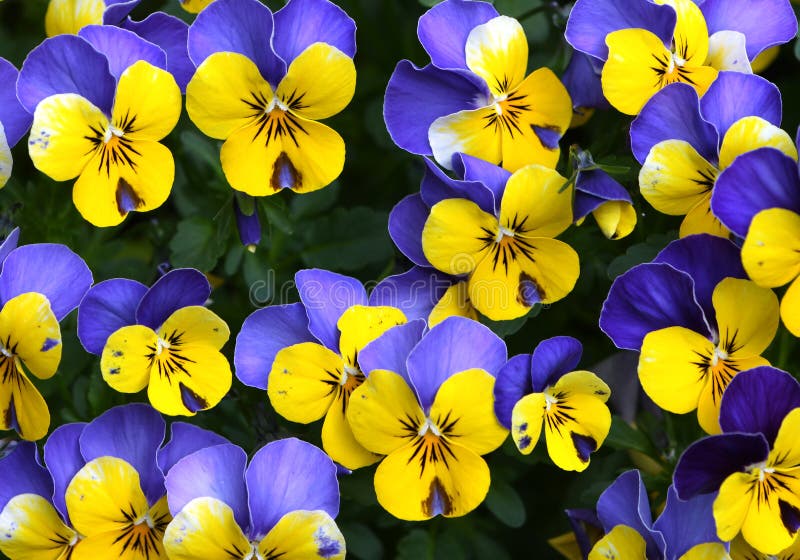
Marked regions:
[531,125,562,150]
[271,152,302,191]
[179,382,209,413]
[115,177,144,215]
[780,500,800,533]
[571,433,597,463]
[7,395,19,433]
[422,476,454,517]
[517,272,542,306]
[517,435,532,450]
[40,338,59,352]
[316,533,342,558]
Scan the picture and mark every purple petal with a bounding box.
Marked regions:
[417,0,498,71]
[674,433,769,499]
[368,267,451,322]
[0,243,93,321]
[17,35,115,116]
[420,157,496,215]
[187,0,285,87]
[566,509,602,559]
[79,404,166,504]
[233,197,261,247]
[77,278,148,355]
[233,303,316,390]
[357,319,426,385]
[600,263,711,351]
[630,83,719,165]
[530,336,583,392]
[711,148,800,238]
[0,227,19,264]
[407,316,506,410]
[0,442,53,512]
[121,13,194,91]
[561,51,608,110]
[135,268,211,330]
[43,423,87,522]
[574,169,632,220]
[719,367,800,446]
[384,61,482,156]
[493,354,533,429]
[700,72,782,140]
[450,154,508,213]
[246,438,339,537]
[0,59,31,147]
[102,0,141,25]
[295,269,367,352]
[273,0,356,65]
[157,422,230,476]
[596,470,665,558]
[654,486,722,558]
[165,443,249,528]
[565,0,676,60]
[700,0,797,59]
[78,25,166,82]
[389,194,432,268]
[653,235,745,329]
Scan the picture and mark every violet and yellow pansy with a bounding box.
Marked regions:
[44,0,141,36]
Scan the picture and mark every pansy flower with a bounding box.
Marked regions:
[632,73,795,237]
[586,470,726,559]
[384,0,572,171]
[0,403,227,559]
[234,269,409,470]
[600,234,778,434]
[494,336,611,471]
[711,140,800,337]
[164,438,345,560]
[730,534,800,559]
[0,59,32,189]
[565,0,797,114]
[0,230,92,441]
[45,0,141,36]
[561,51,608,126]
[347,317,508,520]
[185,0,356,196]
[18,29,182,227]
[674,367,800,554]
[77,268,232,416]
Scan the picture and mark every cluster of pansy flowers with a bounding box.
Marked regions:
[3,0,800,558]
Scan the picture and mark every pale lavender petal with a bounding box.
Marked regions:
[674,433,769,499]
[357,319,426,384]
[384,60,483,156]
[653,486,721,558]
[574,170,632,220]
[295,269,367,352]
[102,0,141,24]
[711,148,800,237]
[78,25,166,82]
[493,354,532,428]
[234,303,316,390]
[17,35,116,116]
[368,267,450,322]
[389,194,431,267]
[135,268,211,330]
[420,157,495,214]
[0,227,19,264]
[0,442,52,512]
[530,336,583,392]
[417,0,497,71]
[700,0,797,59]
[157,422,230,475]
[565,0,677,60]
[79,404,166,504]
[246,438,339,537]
[44,423,86,522]
[630,83,718,164]
[561,51,608,111]
[273,0,356,65]
[407,316,506,410]
[600,263,711,351]
[0,59,31,147]
[77,279,148,355]
[165,443,249,528]
[0,243,93,321]
[122,13,193,91]
[188,0,285,86]
[700,72,782,140]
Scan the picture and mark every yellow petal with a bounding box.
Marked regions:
[428,281,479,327]
[178,0,214,13]
[769,408,800,471]
[639,140,718,216]
[719,116,797,170]
[45,0,104,36]
[186,51,272,140]
[0,363,50,441]
[321,392,381,470]
[552,370,611,402]
[422,198,495,275]
[696,354,768,435]
[740,480,798,555]
[588,525,647,560]
[337,305,406,367]
[679,196,729,238]
[113,61,182,142]
[742,208,800,287]
[714,472,754,543]
[28,93,107,182]
[429,106,502,170]
[101,325,157,394]
[465,15,528,96]
[781,276,800,337]
[678,542,731,560]
[751,45,780,74]
[500,164,573,238]
[544,385,611,471]
[656,0,710,65]
[71,527,167,560]
[276,43,356,121]
[268,342,341,424]
[510,392,545,455]
[592,200,638,240]
[163,497,250,560]
[0,292,61,380]
[0,124,12,190]
[712,278,779,358]
[0,494,77,560]
[258,510,345,560]
[158,306,230,350]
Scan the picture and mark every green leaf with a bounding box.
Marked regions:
[301,207,393,271]
[482,305,541,338]
[397,529,434,560]
[605,416,655,455]
[606,233,676,279]
[339,522,383,560]
[262,197,295,235]
[485,480,527,528]
[169,216,228,271]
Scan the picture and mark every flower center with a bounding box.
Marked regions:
[495,224,515,243]
[418,417,442,437]
[710,346,729,367]
[0,344,12,358]
[544,391,558,412]
[155,336,172,356]
[134,511,155,529]
[243,543,266,560]
[103,124,125,145]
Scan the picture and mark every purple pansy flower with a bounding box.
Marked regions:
[164,438,345,559]
[77,268,232,417]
